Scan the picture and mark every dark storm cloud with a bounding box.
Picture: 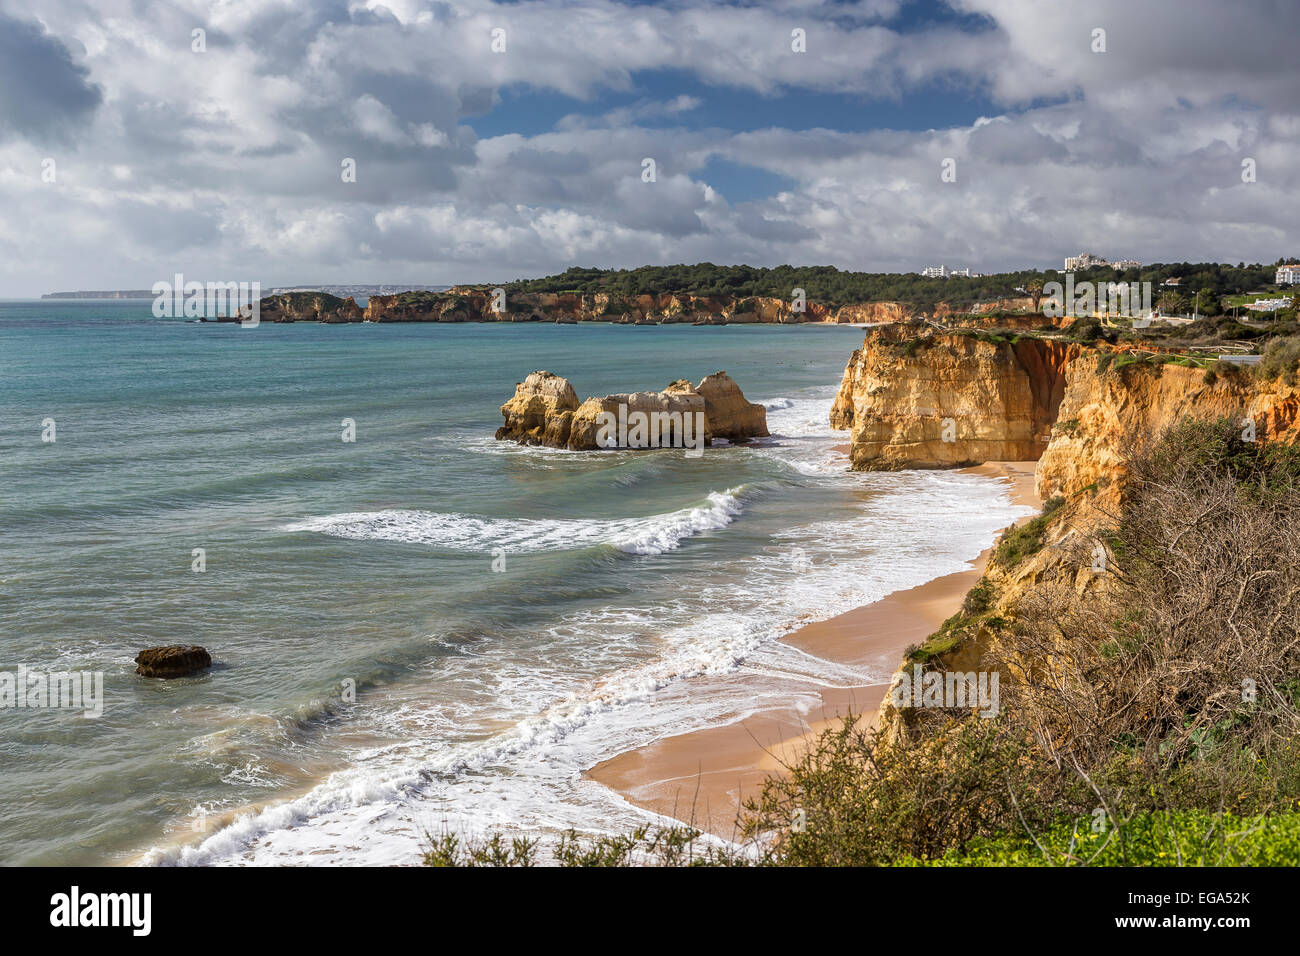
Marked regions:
[0,12,102,141]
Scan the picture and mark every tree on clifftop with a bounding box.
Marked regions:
[1026,278,1044,312]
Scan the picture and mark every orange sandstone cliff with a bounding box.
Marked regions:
[252,289,1053,327]
[366,291,833,324]
[829,324,1078,473]
[831,323,1300,501]
[835,323,1300,740]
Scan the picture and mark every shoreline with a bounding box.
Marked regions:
[586,460,1041,838]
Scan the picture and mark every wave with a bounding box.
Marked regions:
[283,487,749,556]
[135,387,1034,867]
[141,604,833,866]
[141,465,1035,866]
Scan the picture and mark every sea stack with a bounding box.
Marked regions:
[495,371,769,450]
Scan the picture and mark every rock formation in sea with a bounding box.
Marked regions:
[695,371,772,441]
[135,645,212,678]
[258,292,363,323]
[496,371,769,450]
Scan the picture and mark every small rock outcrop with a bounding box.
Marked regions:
[135,645,212,679]
[496,371,768,450]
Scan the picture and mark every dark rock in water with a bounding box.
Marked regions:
[135,645,212,678]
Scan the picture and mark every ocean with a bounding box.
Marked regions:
[0,299,1030,865]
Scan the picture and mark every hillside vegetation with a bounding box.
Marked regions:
[502,261,1293,310]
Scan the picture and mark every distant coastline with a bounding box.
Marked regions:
[40,284,449,300]
[41,290,155,299]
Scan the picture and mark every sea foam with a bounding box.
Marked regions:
[140,388,1035,867]
[283,487,748,556]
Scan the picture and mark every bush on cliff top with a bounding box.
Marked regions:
[264,291,348,311]
[747,422,1300,865]
[1258,335,1300,385]
[990,495,1064,569]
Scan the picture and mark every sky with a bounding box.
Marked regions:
[1,0,1297,295]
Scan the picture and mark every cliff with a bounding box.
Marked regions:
[496,371,768,449]
[239,288,1048,327]
[832,323,1300,501]
[258,292,363,323]
[363,290,833,325]
[829,324,1079,471]
[1037,359,1300,500]
[835,323,1300,742]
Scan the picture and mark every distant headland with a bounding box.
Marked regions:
[41,290,155,299]
[41,284,448,300]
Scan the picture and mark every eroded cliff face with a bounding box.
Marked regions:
[1037,362,1300,500]
[364,291,834,324]
[849,325,1300,743]
[830,324,1079,470]
[496,371,768,449]
[817,298,1045,326]
[250,289,1047,326]
[832,324,1300,501]
[258,293,363,323]
[830,302,912,324]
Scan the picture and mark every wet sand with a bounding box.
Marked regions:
[587,460,1041,837]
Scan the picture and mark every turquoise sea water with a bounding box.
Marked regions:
[0,300,1029,865]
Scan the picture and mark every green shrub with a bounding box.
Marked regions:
[1257,335,1300,385]
[991,496,1065,569]
[903,810,1300,866]
[1072,318,1105,343]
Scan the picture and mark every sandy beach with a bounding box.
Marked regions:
[587,460,1041,837]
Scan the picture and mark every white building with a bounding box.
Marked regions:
[1064,253,1106,270]
[1064,253,1141,271]
[1276,264,1300,285]
[921,265,973,278]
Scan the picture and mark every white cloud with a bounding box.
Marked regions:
[0,0,1295,294]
